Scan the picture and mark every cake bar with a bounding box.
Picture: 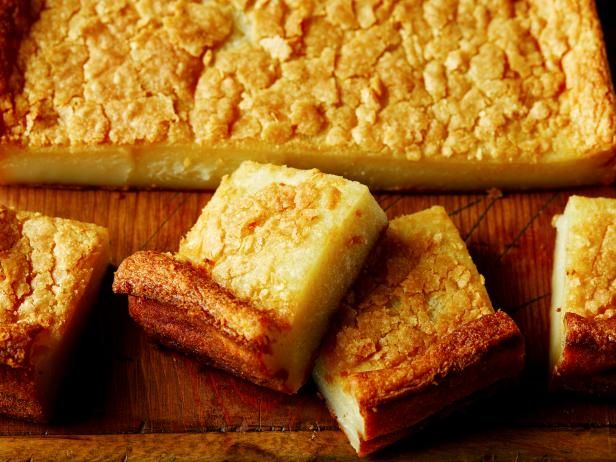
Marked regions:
[113,161,387,393]
[313,206,525,456]
[550,195,616,394]
[0,205,110,421]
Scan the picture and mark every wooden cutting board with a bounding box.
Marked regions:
[0,185,615,461]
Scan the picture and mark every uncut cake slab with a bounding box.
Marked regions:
[1,0,615,189]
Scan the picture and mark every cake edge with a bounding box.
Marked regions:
[314,311,525,456]
[0,144,614,191]
[0,228,110,422]
[128,296,294,393]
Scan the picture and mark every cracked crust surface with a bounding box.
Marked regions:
[115,161,387,393]
[0,0,614,170]
[0,205,109,369]
[318,206,495,389]
[0,204,109,421]
[314,207,524,454]
[316,207,523,405]
[178,161,384,319]
[559,196,616,321]
[347,311,523,408]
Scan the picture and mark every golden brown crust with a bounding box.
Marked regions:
[351,311,523,408]
[112,251,290,348]
[178,161,381,318]
[0,205,109,368]
[566,0,616,158]
[555,312,616,378]
[315,207,525,455]
[128,296,291,393]
[559,196,616,320]
[116,162,387,393]
[1,0,614,171]
[356,365,521,457]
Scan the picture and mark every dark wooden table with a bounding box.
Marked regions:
[1,2,616,460]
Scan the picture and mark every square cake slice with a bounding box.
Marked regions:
[0,205,110,421]
[113,161,387,393]
[0,0,615,190]
[313,206,525,456]
[550,195,616,394]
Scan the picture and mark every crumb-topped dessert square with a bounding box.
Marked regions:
[550,195,616,394]
[0,206,110,421]
[313,206,524,456]
[113,161,387,392]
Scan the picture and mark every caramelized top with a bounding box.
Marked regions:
[1,0,614,163]
[559,195,616,321]
[0,205,108,368]
[178,161,379,319]
[321,206,493,377]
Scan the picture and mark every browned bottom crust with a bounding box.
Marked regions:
[344,312,525,457]
[357,338,523,456]
[128,296,292,393]
[551,370,616,396]
[552,313,616,394]
[557,312,616,376]
[357,377,519,457]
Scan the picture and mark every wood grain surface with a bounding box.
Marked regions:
[1,428,616,462]
[0,1,615,460]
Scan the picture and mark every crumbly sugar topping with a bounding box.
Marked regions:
[323,206,493,375]
[563,196,616,321]
[1,0,614,162]
[0,205,108,368]
[179,161,369,318]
